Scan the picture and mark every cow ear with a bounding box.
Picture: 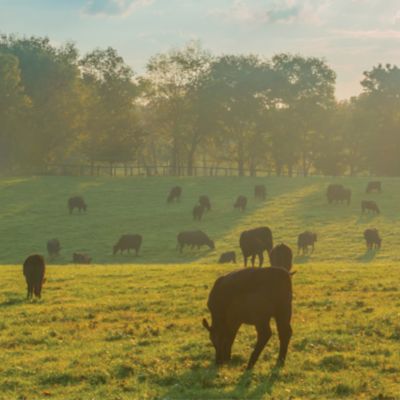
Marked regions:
[202,318,211,332]
[290,271,297,276]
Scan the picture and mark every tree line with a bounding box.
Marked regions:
[1,35,399,177]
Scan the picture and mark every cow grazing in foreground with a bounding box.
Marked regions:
[364,229,381,250]
[218,251,236,264]
[254,185,266,200]
[113,234,142,255]
[47,239,61,257]
[199,195,211,211]
[326,184,351,205]
[240,226,273,267]
[23,254,45,299]
[177,230,215,253]
[73,253,92,264]
[167,186,182,203]
[203,244,293,369]
[234,195,247,212]
[193,204,205,221]
[361,200,380,214]
[68,196,87,214]
[297,231,317,255]
[366,181,382,194]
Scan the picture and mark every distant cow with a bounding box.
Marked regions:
[113,234,142,255]
[240,226,273,267]
[167,186,182,203]
[47,239,61,257]
[218,251,236,264]
[203,244,293,369]
[254,185,266,200]
[199,195,211,211]
[366,181,382,194]
[193,204,205,221]
[23,254,45,299]
[297,231,317,255]
[361,200,380,214]
[73,253,92,264]
[68,196,87,214]
[364,228,381,250]
[234,195,247,212]
[177,230,215,253]
[326,184,351,205]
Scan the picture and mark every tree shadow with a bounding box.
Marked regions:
[356,249,378,263]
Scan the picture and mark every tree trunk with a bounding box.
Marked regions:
[238,141,245,177]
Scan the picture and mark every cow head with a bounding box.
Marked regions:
[202,318,230,365]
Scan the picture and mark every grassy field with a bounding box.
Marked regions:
[0,176,400,399]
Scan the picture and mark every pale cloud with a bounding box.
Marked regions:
[333,29,400,39]
[209,0,331,26]
[82,0,154,17]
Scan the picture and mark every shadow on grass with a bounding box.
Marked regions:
[294,254,311,264]
[0,295,26,308]
[356,249,378,263]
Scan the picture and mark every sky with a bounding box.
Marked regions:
[1,0,400,99]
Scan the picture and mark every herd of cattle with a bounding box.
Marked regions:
[21,179,383,369]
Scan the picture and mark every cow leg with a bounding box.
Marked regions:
[244,256,248,267]
[247,321,272,369]
[258,252,264,267]
[275,316,292,367]
[251,255,256,267]
[27,282,32,299]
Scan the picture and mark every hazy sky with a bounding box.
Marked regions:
[1,0,400,99]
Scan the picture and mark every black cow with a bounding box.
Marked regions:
[47,239,61,257]
[364,228,381,250]
[167,186,182,203]
[193,204,205,221]
[366,181,382,194]
[297,231,317,255]
[254,185,266,200]
[68,196,87,214]
[203,244,293,369]
[113,234,142,255]
[326,184,351,205]
[177,230,215,253]
[23,254,45,299]
[361,200,380,214]
[199,195,211,211]
[218,251,236,264]
[234,195,247,212]
[73,253,92,264]
[239,227,273,267]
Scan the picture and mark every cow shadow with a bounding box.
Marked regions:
[356,213,378,224]
[159,358,281,399]
[356,249,378,263]
[294,254,311,264]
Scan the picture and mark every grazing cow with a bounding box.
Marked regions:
[113,234,142,255]
[23,254,45,300]
[361,200,380,214]
[218,251,236,264]
[203,244,293,369]
[254,185,266,200]
[199,195,211,211]
[68,196,87,214]
[47,238,61,257]
[364,228,382,250]
[234,195,247,212]
[239,226,273,267]
[73,253,92,264]
[177,230,215,253]
[297,231,317,255]
[193,204,205,221]
[326,184,351,205]
[366,181,382,194]
[167,186,182,203]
